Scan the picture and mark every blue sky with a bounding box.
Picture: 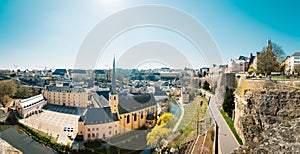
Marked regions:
[0,0,299,70]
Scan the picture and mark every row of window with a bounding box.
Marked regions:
[87,130,118,138]
[120,107,156,124]
[22,100,44,109]
[87,125,117,132]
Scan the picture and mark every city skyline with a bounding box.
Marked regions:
[1,0,300,70]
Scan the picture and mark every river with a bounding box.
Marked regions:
[169,101,180,117]
[0,126,55,154]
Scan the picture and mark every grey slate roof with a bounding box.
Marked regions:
[81,107,118,125]
[53,69,68,76]
[146,113,155,120]
[292,52,300,57]
[118,94,156,114]
[94,70,106,74]
[72,69,87,74]
[154,87,167,96]
[92,93,109,107]
[46,86,85,93]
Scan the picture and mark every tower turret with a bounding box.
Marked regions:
[109,55,118,114]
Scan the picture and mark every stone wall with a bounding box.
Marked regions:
[214,73,236,109]
[234,80,300,153]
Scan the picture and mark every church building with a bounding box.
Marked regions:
[77,57,157,141]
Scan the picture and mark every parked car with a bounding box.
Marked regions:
[63,126,73,132]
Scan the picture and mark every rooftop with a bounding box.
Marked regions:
[94,70,106,74]
[45,86,86,93]
[292,52,300,57]
[118,93,156,114]
[81,107,118,125]
[52,69,68,76]
[92,93,109,107]
[20,94,45,108]
[71,69,87,74]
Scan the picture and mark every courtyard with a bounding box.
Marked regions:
[19,110,80,145]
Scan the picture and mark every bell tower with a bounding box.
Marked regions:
[109,55,119,114]
[266,39,272,53]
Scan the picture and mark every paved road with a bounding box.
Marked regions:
[209,95,239,154]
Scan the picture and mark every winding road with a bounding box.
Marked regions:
[208,95,240,154]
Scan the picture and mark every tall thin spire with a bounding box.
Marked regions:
[111,55,116,94]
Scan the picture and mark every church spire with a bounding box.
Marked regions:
[111,55,116,94]
[266,39,272,53]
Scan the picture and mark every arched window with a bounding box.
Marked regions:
[141,111,144,119]
[127,115,130,124]
[134,113,137,121]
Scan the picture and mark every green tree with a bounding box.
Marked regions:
[14,86,33,99]
[248,66,255,74]
[146,113,175,147]
[257,40,281,75]
[198,80,202,88]
[263,42,286,63]
[0,80,17,106]
[146,125,171,147]
[202,81,210,91]
[222,87,235,118]
[156,113,174,126]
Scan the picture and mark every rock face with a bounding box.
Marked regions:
[215,73,236,108]
[234,80,300,153]
[0,138,22,154]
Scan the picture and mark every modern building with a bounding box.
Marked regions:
[43,86,89,107]
[283,52,300,74]
[15,94,47,118]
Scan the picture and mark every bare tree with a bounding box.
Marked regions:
[257,40,282,75]
[262,42,286,63]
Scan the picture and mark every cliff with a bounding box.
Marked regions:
[234,80,300,153]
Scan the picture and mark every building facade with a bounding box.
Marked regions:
[77,93,157,140]
[43,86,88,107]
[15,94,47,118]
[284,52,300,74]
[77,107,119,140]
[77,56,157,141]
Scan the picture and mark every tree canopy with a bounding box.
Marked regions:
[257,41,283,75]
[202,81,210,91]
[146,113,175,147]
[0,80,17,106]
[0,80,41,107]
[156,113,174,126]
[222,87,235,118]
[262,42,286,63]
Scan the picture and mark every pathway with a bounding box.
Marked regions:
[208,95,239,154]
[172,98,184,132]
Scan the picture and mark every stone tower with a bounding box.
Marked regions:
[109,55,119,114]
[266,39,272,53]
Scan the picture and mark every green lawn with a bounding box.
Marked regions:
[169,97,208,147]
[220,109,243,145]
